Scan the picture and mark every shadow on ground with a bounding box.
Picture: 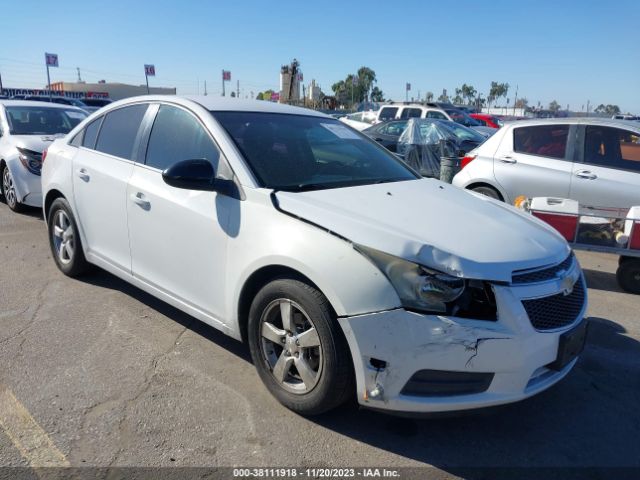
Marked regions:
[583,268,624,293]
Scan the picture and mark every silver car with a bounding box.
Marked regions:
[453,118,640,209]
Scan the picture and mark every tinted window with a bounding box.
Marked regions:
[400,108,422,119]
[426,110,447,120]
[146,105,220,171]
[82,117,102,149]
[378,107,398,120]
[584,126,640,172]
[95,104,148,160]
[213,111,417,191]
[69,130,83,147]
[513,125,569,159]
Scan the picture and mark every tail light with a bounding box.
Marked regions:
[42,148,48,163]
[460,154,476,170]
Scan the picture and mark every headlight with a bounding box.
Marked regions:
[17,148,43,176]
[358,246,465,313]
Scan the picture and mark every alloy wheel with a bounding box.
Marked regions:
[52,210,75,265]
[259,299,323,394]
[2,167,17,209]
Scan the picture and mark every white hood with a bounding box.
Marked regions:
[275,179,569,282]
[11,134,64,154]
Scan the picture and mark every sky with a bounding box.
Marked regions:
[1,0,638,112]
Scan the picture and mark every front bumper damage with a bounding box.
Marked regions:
[338,279,587,414]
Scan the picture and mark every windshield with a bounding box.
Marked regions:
[445,109,482,127]
[212,111,418,191]
[5,106,88,135]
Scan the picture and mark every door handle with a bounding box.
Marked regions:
[575,170,597,180]
[77,168,90,181]
[130,192,151,210]
[499,156,517,164]
[374,137,384,142]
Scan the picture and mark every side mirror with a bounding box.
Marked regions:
[162,159,216,191]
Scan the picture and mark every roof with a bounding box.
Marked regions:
[500,117,640,130]
[102,95,329,117]
[0,99,86,110]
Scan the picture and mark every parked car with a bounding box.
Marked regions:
[80,98,113,113]
[338,111,376,131]
[397,118,488,177]
[0,100,88,212]
[375,104,451,123]
[42,95,587,416]
[470,113,503,129]
[22,95,89,110]
[453,118,640,208]
[361,120,408,152]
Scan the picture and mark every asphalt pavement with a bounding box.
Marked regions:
[0,202,638,479]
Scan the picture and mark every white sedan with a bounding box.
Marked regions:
[0,100,87,212]
[42,96,588,415]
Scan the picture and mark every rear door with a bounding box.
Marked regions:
[72,103,148,271]
[493,123,575,203]
[569,125,640,208]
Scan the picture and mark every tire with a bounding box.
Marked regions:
[247,277,354,415]
[616,259,640,294]
[47,197,90,277]
[471,185,502,201]
[1,163,25,213]
[619,255,633,266]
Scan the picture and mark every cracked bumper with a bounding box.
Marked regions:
[338,283,584,413]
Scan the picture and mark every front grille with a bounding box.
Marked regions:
[522,278,585,331]
[512,252,574,284]
[401,370,494,397]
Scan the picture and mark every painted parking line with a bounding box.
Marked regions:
[0,384,69,467]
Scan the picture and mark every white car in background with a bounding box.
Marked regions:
[41,96,587,415]
[453,118,640,208]
[0,100,88,212]
[338,111,376,131]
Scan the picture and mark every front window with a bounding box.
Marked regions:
[585,126,640,171]
[212,112,417,191]
[5,106,88,135]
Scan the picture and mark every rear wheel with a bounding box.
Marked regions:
[1,164,24,212]
[471,185,502,201]
[247,277,354,415]
[616,259,640,294]
[47,198,90,277]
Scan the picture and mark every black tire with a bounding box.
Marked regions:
[471,185,502,201]
[47,197,90,277]
[619,255,633,266]
[247,277,354,415]
[1,163,25,213]
[616,259,640,294]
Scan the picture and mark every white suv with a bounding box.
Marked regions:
[375,104,452,123]
[453,118,640,208]
[42,96,587,415]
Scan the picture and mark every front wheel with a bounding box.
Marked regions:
[471,185,502,201]
[47,198,90,277]
[248,278,354,415]
[1,164,24,212]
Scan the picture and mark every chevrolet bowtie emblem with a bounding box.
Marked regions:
[561,275,576,296]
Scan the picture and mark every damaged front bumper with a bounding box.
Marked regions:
[338,279,587,414]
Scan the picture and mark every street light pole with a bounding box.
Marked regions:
[46,63,52,99]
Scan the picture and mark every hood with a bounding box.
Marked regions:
[275,179,569,282]
[11,134,65,153]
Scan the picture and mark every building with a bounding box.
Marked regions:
[50,81,176,100]
[279,59,301,104]
[308,80,322,102]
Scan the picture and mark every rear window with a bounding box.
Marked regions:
[378,107,398,120]
[400,108,422,119]
[513,125,569,159]
[94,104,148,160]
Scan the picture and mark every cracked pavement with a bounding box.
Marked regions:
[0,202,639,475]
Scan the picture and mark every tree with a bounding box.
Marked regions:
[425,91,434,102]
[460,84,477,105]
[331,66,380,107]
[452,87,463,105]
[515,97,529,109]
[437,89,449,102]
[548,100,561,112]
[255,89,275,101]
[488,81,509,109]
[370,86,385,102]
[594,104,621,116]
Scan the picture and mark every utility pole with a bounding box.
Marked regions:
[76,67,82,82]
[222,70,225,96]
[0,71,3,95]
[586,100,590,115]
[204,80,207,96]
[513,84,518,116]
[236,80,239,99]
